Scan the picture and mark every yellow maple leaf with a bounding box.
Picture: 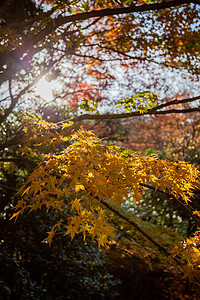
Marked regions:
[70,198,82,213]
[75,184,85,193]
[43,229,56,247]
[65,224,80,240]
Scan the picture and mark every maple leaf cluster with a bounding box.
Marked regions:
[12,126,200,252]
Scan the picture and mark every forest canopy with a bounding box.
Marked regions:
[0,0,200,298]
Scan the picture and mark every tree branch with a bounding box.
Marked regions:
[0,54,67,124]
[58,96,200,124]
[0,0,196,74]
[152,95,200,111]
[0,183,17,192]
[140,183,200,228]
[101,199,171,256]
[93,44,183,70]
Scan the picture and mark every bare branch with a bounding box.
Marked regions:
[0,54,70,124]
[93,44,183,70]
[153,95,200,111]
[0,183,17,192]
[101,199,171,257]
[58,96,200,124]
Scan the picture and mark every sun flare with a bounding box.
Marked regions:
[36,78,54,101]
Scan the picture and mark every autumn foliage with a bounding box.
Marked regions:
[0,0,200,297]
